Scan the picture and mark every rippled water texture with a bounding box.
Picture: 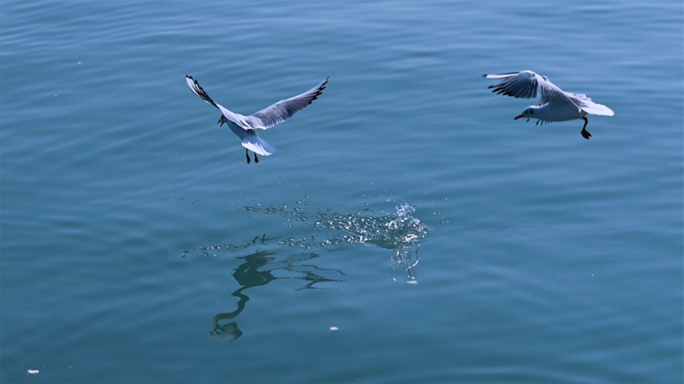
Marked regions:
[1,1,682,383]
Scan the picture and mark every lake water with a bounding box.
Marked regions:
[1,1,682,383]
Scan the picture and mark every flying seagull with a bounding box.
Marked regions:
[484,70,613,139]
[186,75,328,163]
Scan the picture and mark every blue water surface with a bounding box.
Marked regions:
[1,1,682,383]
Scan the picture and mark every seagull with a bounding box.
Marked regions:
[484,70,614,139]
[186,75,328,163]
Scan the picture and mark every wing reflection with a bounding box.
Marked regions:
[185,202,429,341]
[210,249,345,342]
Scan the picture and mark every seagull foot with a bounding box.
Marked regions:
[254,153,259,164]
[580,117,591,140]
[581,128,591,140]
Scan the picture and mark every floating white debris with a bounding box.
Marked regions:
[27,369,39,375]
[329,326,339,331]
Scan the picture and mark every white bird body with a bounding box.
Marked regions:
[484,70,613,139]
[527,102,586,122]
[186,75,328,162]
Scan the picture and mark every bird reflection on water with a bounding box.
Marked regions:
[209,248,345,342]
[183,202,428,341]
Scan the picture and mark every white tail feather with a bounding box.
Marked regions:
[241,135,276,156]
[580,100,614,116]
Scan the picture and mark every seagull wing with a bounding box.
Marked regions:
[185,75,253,130]
[245,77,329,130]
[484,70,578,108]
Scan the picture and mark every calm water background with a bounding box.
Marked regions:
[1,1,682,383]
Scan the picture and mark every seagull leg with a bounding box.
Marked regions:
[245,148,251,164]
[254,152,259,164]
[580,117,591,140]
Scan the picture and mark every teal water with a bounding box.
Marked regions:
[1,1,682,383]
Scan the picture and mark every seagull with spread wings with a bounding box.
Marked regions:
[186,76,328,163]
[484,70,613,139]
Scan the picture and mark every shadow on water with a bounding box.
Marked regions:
[209,248,345,342]
[182,202,428,341]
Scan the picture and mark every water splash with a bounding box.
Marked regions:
[241,202,428,283]
[185,202,429,283]
[392,247,420,285]
[312,203,425,247]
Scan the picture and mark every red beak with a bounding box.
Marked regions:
[514,115,523,120]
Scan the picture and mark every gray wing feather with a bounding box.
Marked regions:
[484,70,578,108]
[186,75,219,108]
[247,77,329,130]
[186,75,252,130]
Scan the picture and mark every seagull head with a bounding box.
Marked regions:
[514,107,535,120]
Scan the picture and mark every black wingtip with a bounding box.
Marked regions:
[318,77,329,92]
